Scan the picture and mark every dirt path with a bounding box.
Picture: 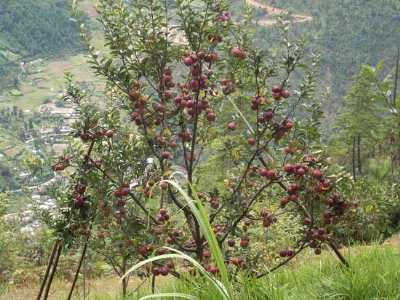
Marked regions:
[247,0,313,26]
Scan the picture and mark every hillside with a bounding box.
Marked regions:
[0,0,82,89]
[251,0,400,119]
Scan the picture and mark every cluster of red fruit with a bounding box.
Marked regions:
[157,208,170,223]
[73,183,87,208]
[231,47,247,60]
[271,85,290,101]
[152,261,175,277]
[306,227,331,255]
[220,79,235,95]
[279,248,295,258]
[216,11,231,22]
[113,184,130,197]
[52,156,72,172]
[273,119,294,141]
[209,197,220,209]
[258,167,277,179]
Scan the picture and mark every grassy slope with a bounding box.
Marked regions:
[2,245,399,300]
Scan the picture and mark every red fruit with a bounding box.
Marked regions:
[312,169,323,179]
[283,164,295,173]
[279,249,294,257]
[303,217,312,225]
[319,179,331,191]
[281,89,290,98]
[272,85,281,93]
[131,111,141,121]
[279,250,288,257]
[210,200,220,209]
[240,237,249,248]
[189,79,200,91]
[119,185,130,196]
[104,129,114,137]
[266,170,277,179]
[286,249,294,257]
[206,264,218,275]
[248,137,256,145]
[296,167,306,176]
[231,47,247,60]
[160,151,172,160]
[227,121,237,130]
[263,110,274,121]
[283,119,294,130]
[289,194,299,202]
[74,195,85,208]
[183,56,195,66]
[205,52,219,63]
[163,74,172,83]
[259,168,269,177]
[159,208,168,216]
[160,266,170,276]
[202,250,211,258]
[174,96,182,106]
[139,244,151,256]
[207,112,216,122]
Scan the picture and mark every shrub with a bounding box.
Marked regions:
[42,0,352,297]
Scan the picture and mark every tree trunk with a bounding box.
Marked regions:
[122,277,128,298]
[67,240,89,300]
[352,136,357,181]
[151,274,156,294]
[37,241,59,300]
[329,242,349,267]
[121,256,128,298]
[43,242,62,300]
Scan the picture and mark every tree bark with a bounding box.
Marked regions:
[36,241,59,300]
[67,240,89,300]
[329,242,349,267]
[121,256,128,298]
[43,242,62,300]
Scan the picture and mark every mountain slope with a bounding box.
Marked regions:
[0,0,82,88]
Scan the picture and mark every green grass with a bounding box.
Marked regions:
[125,245,400,300]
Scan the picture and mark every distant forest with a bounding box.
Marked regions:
[0,0,82,88]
